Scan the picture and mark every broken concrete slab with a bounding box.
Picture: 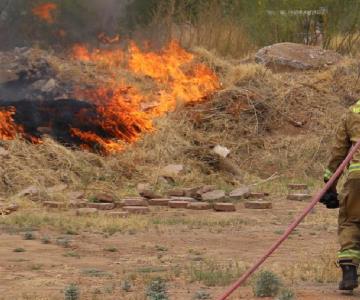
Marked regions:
[244,200,272,209]
[168,201,189,209]
[213,203,236,212]
[248,192,270,199]
[120,198,148,207]
[170,196,197,202]
[148,198,171,206]
[287,193,312,201]
[201,190,226,201]
[229,186,251,200]
[87,203,115,210]
[187,202,211,210]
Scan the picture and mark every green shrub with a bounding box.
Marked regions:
[253,271,282,297]
[193,289,211,299]
[277,288,296,300]
[23,232,35,240]
[64,283,80,300]
[146,277,169,300]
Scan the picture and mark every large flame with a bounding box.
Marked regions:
[0,109,24,140]
[32,3,58,24]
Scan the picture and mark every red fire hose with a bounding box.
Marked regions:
[217,140,360,300]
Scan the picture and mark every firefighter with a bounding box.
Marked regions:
[321,100,360,291]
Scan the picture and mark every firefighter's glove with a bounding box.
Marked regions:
[320,190,339,209]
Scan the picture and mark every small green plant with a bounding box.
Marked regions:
[104,246,118,252]
[121,280,132,292]
[41,236,51,244]
[64,283,80,300]
[277,288,296,300]
[63,251,80,258]
[13,247,26,252]
[146,277,169,300]
[23,232,35,240]
[253,271,282,297]
[193,289,211,299]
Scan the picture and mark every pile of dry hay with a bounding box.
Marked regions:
[1,48,359,198]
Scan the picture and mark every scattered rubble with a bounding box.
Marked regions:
[121,198,149,207]
[214,203,236,212]
[187,202,211,210]
[148,199,171,206]
[201,190,226,201]
[229,187,251,200]
[168,201,189,209]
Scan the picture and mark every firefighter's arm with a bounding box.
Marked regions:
[324,113,351,182]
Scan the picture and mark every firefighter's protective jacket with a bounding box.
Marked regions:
[324,100,360,181]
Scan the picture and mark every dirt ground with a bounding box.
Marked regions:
[0,195,356,300]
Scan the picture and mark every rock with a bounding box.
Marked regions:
[214,203,236,212]
[43,201,65,209]
[249,192,269,199]
[195,185,216,199]
[287,193,312,201]
[87,203,115,210]
[148,198,171,206]
[17,186,39,197]
[6,203,19,212]
[76,208,99,216]
[123,206,150,214]
[255,42,342,71]
[106,211,129,218]
[92,193,115,203]
[139,189,162,199]
[0,69,18,84]
[201,190,226,201]
[170,196,197,202]
[168,201,190,209]
[160,164,184,177]
[187,202,211,210]
[244,200,272,209]
[167,188,186,197]
[120,198,148,207]
[213,145,231,158]
[0,147,9,157]
[184,186,203,198]
[137,183,152,193]
[229,187,251,200]
[46,184,68,193]
[41,78,57,93]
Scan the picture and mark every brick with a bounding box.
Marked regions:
[148,198,171,206]
[249,192,270,199]
[168,201,189,209]
[287,184,308,190]
[244,200,272,209]
[229,187,251,200]
[87,203,115,210]
[214,203,236,212]
[120,198,148,207]
[167,189,185,197]
[76,208,98,216]
[287,193,312,201]
[43,201,65,209]
[170,196,197,202]
[201,190,226,201]
[187,202,211,210]
[106,211,129,218]
[123,206,150,214]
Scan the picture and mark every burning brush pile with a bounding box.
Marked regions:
[0,38,220,154]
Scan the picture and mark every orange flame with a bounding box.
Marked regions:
[32,3,58,24]
[71,40,220,153]
[0,109,24,140]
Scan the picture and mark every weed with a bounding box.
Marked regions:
[81,268,111,278]
[253,271,282,297]
[41,236,51,244]
[63,251,80,258]
[121,280,132,292]
[23,231,35,240]
[155,245,168,252]
[13,247,26,252]
[56,237,70,248]
[64,283,80,300]
[277,288,296,300]
[104,246,118,252]
[189,260,246,287]
[146,277,169,300]
[193,289,211,299]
